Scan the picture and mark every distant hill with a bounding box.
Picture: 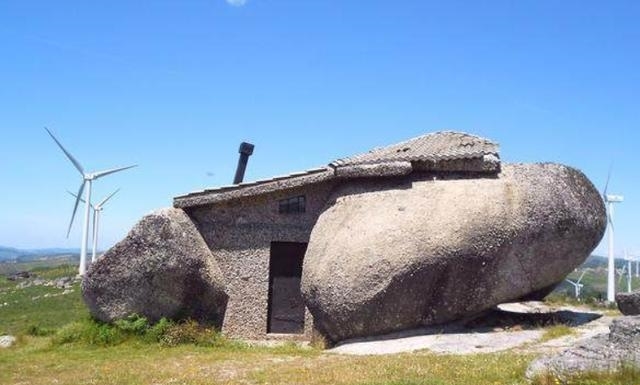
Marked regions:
[0,246,80,262]
[581,254,630,269]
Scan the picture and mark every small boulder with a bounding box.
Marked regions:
[0,335,16,348]
[527,316,640,380]
[302,163,606,342]
[82,208,228,325]
[616,291,640,315]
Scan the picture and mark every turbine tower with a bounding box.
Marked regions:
[46,127,136,276]
[628,258,633,293]
[68,189,120,264]
[603,170,623,303]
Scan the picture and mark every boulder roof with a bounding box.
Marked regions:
[173,131,500,208]
[331,131,498,167]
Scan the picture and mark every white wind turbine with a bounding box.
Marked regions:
[603,170,623,302]
[623,250,633,293]
[68,189,120,263]
[627,258,633,293]
[565,270,587,299]
[46,127,136,276]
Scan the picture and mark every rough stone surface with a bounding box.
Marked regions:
[82,208,228,325]
[302,163,606,342]
[616,291,640,315]
[527,316,640,380]
[0,335,16,348]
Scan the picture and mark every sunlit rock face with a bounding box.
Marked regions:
[301,163,606,342]
[82,208,227,325]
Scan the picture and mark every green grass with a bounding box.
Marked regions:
[532,364,640,385]
[0,278,87,335]
[0,257,77,276]
[539,325,575,343]
[0,264,638,385]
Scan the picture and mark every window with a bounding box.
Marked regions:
[278,195,306,214]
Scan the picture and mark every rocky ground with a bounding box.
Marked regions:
[328,301,612,355]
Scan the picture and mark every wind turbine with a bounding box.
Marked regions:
[603,169,623,302]
[623,250,633,293]
[67,189,120,264]
[46,127,136,276]
[627,258,633,293]
[565,270,587,299]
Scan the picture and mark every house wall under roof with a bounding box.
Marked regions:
[184,180,336,340]
[173,132,503,341]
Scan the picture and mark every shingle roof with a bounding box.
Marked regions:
[173,167,333,208]
[330,131,499,167]
[173,131,500,208]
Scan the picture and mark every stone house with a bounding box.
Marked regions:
[172,131,501,340]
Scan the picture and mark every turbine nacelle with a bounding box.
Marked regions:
[605,194,624,203]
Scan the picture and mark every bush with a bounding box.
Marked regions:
[51,318,128,347]
[49,316,230,348]
[159,319,214,347]
[144,317,174,343]
[113,314,150,335]
[51,321,89,345]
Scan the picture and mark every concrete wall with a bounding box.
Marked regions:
[185,180,335,340]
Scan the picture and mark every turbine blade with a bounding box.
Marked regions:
[603,164,612,198]
[45,127,85,176]
[93,165,137,180]
[67,189,93,209]
[98,188,120,208]
[577,270,587,284]
[67,181,86,238]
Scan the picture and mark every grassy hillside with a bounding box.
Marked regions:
[0,246,79,259]
[0,264,86,335]
[550,255,640,303]
[0,263,637,385]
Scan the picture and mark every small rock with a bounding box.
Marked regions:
[0,335,16,348]
[526,316,640,380]
[616,291,640,315]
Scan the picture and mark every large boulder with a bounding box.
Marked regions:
[82,208,227,325]
[302,163,606,342]
[527,316,640,380]
[616,291,640,315]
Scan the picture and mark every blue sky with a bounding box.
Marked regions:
[0,1,638,258]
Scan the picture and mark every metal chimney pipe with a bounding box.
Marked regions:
[233,142,254,184]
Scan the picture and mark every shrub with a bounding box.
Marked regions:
[51,321,89,345]
[50,316,230,348]
[52,318,126,347]
[144,317,174,343]
[113,314,150,335]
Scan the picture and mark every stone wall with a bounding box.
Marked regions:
[185,180,335,340]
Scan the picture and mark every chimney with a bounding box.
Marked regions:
[233,142,254,184]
